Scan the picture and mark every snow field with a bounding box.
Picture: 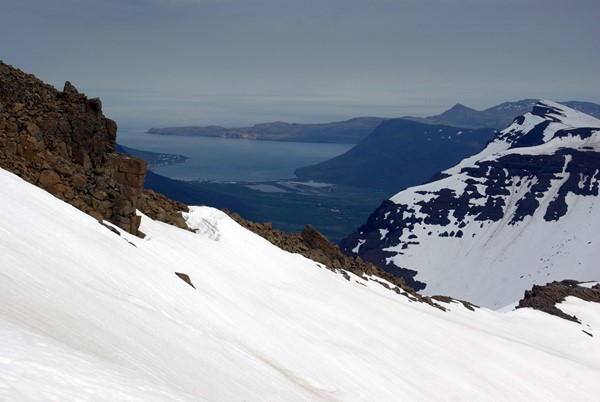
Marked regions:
[1,168,599,400]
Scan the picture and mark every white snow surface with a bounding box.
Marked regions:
[1,168,600,400]
[386,102,600,308]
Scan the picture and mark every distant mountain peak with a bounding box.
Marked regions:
[435,103,477,117]
[404,99,600,130]
[449,102,473,110]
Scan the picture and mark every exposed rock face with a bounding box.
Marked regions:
[517,280,600,323]
[0,61,146,234]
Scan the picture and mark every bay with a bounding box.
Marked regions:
[117,127,353,182]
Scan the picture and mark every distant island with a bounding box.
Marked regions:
[147,117,388,143]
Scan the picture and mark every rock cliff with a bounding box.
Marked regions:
[0,61,146,234]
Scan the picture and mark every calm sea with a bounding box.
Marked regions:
[117,127,353,182]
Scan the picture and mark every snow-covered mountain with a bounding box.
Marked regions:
[2,167,600,400]
[341,101,600,309]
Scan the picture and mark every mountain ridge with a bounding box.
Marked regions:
[149,100,600,144]
[403,99,600,129]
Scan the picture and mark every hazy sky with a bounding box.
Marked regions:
[2,0,599,128]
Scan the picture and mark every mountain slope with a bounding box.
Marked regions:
[294,119,496,191]
[341,101,600,308]
[1,167,600,400]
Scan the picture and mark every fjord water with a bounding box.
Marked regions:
[117,127,353,182]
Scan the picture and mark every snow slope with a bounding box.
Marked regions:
[341,101,600,308]
[1,167,600,400]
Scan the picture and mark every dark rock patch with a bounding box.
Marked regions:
[509,120,549,149]
[175,272,196,289]
[431,295,478,311]
[517,280,600,323]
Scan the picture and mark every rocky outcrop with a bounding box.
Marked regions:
[138,189,189,230]
[0,61,146,234]
[517,280,600,323]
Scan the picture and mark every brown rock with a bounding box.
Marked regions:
[175,272,196,288]
[72,173,86,189]
[37,169,60,187]
[138,189,190,230]
[93,190,108,201]
[26,122,43,138]
[115,198,133,216]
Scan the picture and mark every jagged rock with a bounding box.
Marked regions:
[0,60,146,235]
